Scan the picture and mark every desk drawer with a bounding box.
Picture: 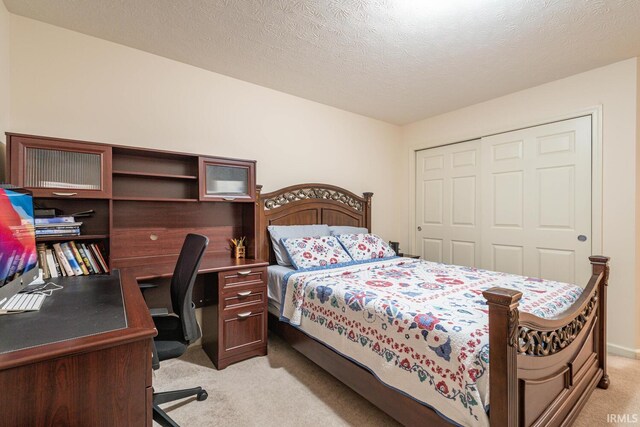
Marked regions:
[219,267,266,290]
[222,286,265,311]
[222,308,266,356]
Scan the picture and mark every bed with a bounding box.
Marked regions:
[256,183,610,427]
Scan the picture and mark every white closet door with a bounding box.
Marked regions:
[480,116,592,285]
[415,140,481,267]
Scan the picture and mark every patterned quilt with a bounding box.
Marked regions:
[280,257,583,427]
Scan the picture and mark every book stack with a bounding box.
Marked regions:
[36,241,110,279]
[35,216,83,238]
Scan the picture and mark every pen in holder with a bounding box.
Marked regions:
[230,237,246,259]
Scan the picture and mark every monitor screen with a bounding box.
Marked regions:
[0,187,38,301]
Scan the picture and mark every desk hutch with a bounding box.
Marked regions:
[1,132,269,424]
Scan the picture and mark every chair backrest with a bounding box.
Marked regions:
[170,233,209,343]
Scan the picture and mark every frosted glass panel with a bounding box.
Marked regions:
[25,148,102,190]
[205,165,248,195]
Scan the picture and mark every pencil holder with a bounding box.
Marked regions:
[234,246,245,259]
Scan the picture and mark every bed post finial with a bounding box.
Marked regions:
[363,192,373,232]
[483,287,522,427]
[590,255,610,389]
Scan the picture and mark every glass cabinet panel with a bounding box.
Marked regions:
[199,158,255,201]
[25,148,102,190]
[205,165,248,196]
[9,135,112,198]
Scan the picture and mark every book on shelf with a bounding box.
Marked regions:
[36,243,50,278]
[52,243,74,276]
[60,242,84,276]
[35,223,82,229]
[36,228,82,237]
[45,249,59,278]
[37,241,109,279]
[89,243,110,273]
[35,216,76,225]
[69,241,90,275]
[76,244,94,275]
[36,222,82,237]
[80,243,99,275]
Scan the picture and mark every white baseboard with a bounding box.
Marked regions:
[608,342,640,359]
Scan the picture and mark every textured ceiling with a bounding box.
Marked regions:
[4,0,640,124]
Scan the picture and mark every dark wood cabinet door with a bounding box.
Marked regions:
[9,134,112,199]
[198,157,255,202]
[222,308,266,356]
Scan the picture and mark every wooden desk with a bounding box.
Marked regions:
[0,255,269,426]
[0,272,156,427]
[118,254,269,369]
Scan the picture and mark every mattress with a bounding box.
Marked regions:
[267,264,295,314]
[278,257,583,427]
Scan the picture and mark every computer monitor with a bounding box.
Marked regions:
[0,186,38,305]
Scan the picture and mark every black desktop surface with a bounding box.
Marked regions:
[0,271,127,354]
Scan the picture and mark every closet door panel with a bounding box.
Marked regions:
[481,116,592,285]
[416,140,481,267]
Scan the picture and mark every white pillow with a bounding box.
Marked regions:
[267,224,331,266]
[328,225,369,236]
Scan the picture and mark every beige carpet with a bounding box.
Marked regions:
[154,334,639,426]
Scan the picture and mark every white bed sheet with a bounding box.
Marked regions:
[267,264,295,314]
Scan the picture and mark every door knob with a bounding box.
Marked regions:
[417,226,422,231]
[577,235,587,242]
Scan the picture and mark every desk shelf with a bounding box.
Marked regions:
[112,170,198,180]
[112,197,199,203]
[36,234,110,243]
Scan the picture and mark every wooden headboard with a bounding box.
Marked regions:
[256,183,373,263]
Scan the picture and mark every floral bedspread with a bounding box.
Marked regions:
[280,258,583,427]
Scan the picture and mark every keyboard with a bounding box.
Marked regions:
[0,293,46,312]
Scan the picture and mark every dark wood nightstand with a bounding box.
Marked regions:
[202,262,268,369]
[399,253,421,259]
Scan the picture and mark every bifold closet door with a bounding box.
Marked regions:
[415,116,592,285]
[415,140,482,267]
[480,116,592,285]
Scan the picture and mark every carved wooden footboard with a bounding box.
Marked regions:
[483,256,609,426]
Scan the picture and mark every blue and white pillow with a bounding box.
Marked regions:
[268,224,331,266]
[281,236,352,270]
[336,233,396,261]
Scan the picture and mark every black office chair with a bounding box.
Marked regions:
[142,233,210,427]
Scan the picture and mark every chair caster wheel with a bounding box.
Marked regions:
[197,390,208,401]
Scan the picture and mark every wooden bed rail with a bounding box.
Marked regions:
[483,256,610,426]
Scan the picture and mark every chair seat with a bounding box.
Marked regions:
[154,315,188,361]
[155,339,188,361]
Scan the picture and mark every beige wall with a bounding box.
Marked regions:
[402,59,640,355]
[8,15,403,240]
[7,14,640,355]
[0,0,9,172]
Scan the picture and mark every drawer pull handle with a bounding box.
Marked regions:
[149,234,158,241]
[237,270,252,276]
[223,197,236,201]
[52,192,78,197]
[237,291,252,297]
[237,311,252,319]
